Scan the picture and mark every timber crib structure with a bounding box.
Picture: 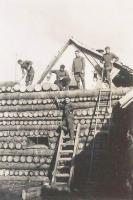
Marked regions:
[0,85,131,193]
[0,38,133,196]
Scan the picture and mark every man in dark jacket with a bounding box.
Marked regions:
[72,50,85,89]
[101,46,119,88]
[55,97,74,144]
[18,59,34,86]
[51,65,71,91]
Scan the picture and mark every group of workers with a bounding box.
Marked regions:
[17,47,119,143]
[18,47,119,90]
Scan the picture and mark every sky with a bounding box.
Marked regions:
[0,0,133,83]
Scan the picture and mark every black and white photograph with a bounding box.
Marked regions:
[0,0,132,199]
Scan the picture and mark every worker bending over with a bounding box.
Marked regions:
[101,46,119,88]
[18,59,34,86]
[55,97,74,145]
[51,65,71,91]
[72,50,85,89]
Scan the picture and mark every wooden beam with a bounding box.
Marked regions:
[37,39,70,84]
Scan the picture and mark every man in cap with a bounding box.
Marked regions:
[51,65,71,91]
[18,59,34,86]
[72,50,85,89]
[101,46,119,88]
[55,97,74,144]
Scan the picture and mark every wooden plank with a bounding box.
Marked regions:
[68,123,81,186]
[51,130,63,185]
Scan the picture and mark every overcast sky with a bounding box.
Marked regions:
[0,0,133,82]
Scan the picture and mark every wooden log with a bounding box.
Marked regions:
[29,171,34,176]
[82,109,88,116]
[9,143,15,149]
[20,156,26,163]
[42,82,51,91]
[27,85,34,92]
[0,132,3,137]
[26,156,33,163]
[34,171,39,176]
[27,100,33,105]
[0,113,4,117]
[9,170,14,176]
[40,157,46,163]
[2,156,7,162]
[0,176,49,182]
[14,171,19,176]
[5,170,10,176]
[1,86,6,92]
[13,84,20,92]
[3,132,8,137]
[0,124,59,131]
[6,86,12,92]
[3,112,9,117]
[22,100,28,105]
[14,156,20,162]
[18,170,23,176]
[46,158,51,164]
[0,102,101,112]
[39,171,45,176]
[78,143,84,149]
[34,84,42,92]
[33,156,40,163]
[51,84,59,91]
[0,87,128,101]
[20,86,26,93]
[0,162,49,170]
[7,156,13,162]
[3,143,8,149]
[16,143,22,150]
[80,119,86,125]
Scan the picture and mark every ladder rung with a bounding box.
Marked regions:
[60,150,73,154]
[62,135,70,139]
[56,173,70,177]
[54,182,68,185]
[59,157,71,161]
[57,166,70,169]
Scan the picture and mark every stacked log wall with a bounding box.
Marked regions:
[0,87,129,185]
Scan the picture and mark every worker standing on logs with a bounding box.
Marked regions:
[72,50,85,89]
[50,65,71,91]
[54,97,74,145]
[101,46,119,88]
[17,59,35,86]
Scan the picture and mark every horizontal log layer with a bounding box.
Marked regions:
[0,88,129,100]
[0,123,112,131]
[0,155,52,162]
[0,109,112,120]
[0,160,51,168]
[0,96,120,107]
[0,125,58,131]
[0,176,49,182]
[0,131,57,137]
[0,101,118,112]
[0,117,111,126]
[0,169,48,176]
[0,149,53,156]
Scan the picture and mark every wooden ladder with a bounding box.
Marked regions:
[87,87,112,187]
[51,124,81,188]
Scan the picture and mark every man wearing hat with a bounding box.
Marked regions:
[102,46,119,88]
[55,97,74,145]
[51,65,71,91]
[18,59,34,86]
[72,50,85,89]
